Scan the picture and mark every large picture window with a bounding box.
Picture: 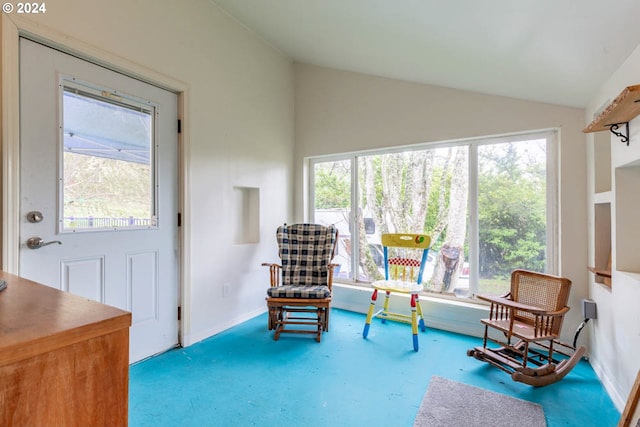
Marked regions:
[310,131,556,299]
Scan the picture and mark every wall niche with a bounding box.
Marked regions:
[615,163,640,273]
[233,186,260,244]
[593,202,611,286]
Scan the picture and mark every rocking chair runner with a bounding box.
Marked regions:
[262,223,339,342]
[467,269,586,386]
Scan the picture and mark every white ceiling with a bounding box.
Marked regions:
[212,0,640,108]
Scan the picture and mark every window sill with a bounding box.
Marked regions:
[332,281,488,338]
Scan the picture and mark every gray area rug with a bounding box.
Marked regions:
[414,376,546,427]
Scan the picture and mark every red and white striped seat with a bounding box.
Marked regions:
[388,257,421,267]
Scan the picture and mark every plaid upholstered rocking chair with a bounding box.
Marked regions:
[262,223,339,342]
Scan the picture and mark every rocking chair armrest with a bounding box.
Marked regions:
[477,294,550,316]
[328,263,341,273]
[326,263,341,291]
[543,306,571,317]
[476,292,511,303]
[261,263,282,287]
[261,263,281,267]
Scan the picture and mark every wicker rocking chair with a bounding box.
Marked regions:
[467,269,586,386]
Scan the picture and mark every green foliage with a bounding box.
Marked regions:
[478,143,546,277]
[314,163,350,209]
[424,164,450,249]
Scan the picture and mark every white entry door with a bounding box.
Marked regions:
[19,38,179,363]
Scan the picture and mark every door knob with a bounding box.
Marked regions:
[26,237,62,250]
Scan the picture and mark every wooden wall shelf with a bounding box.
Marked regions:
[584,85,640,145]
[588,266,612,278]
[588,266,612,288]
[588,250,612,287]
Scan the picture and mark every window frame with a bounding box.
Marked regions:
[58,76,159,233]
[308,129,559,298]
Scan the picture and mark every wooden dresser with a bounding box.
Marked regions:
[0,271,131,427]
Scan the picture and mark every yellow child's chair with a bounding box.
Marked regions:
[362,233,431,351]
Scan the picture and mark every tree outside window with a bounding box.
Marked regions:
[311,132,553,298]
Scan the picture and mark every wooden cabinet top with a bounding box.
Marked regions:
[0,271,131,366]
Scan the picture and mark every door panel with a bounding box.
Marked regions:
[129,251,159,324]
[19,38,179,362]
[61,256,105,300]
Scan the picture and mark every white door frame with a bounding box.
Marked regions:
[1,14,193,347]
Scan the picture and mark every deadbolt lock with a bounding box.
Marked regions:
[26,211,44,223]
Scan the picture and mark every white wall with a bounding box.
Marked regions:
[2,0,294,345]
[294,63,589,345]
[586,43,640,410]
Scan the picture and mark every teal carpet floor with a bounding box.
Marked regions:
[130,309,619,427]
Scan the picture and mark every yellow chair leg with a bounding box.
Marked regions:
[363,289,378,338]
[381,291,391,323]
[411,294,419,351]
[416,294,426,332]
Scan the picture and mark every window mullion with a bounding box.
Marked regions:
[546,134,559,274]
[468,143,479,296]
[351,156,360,281]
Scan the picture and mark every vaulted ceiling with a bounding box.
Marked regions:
[212,0,640,108]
